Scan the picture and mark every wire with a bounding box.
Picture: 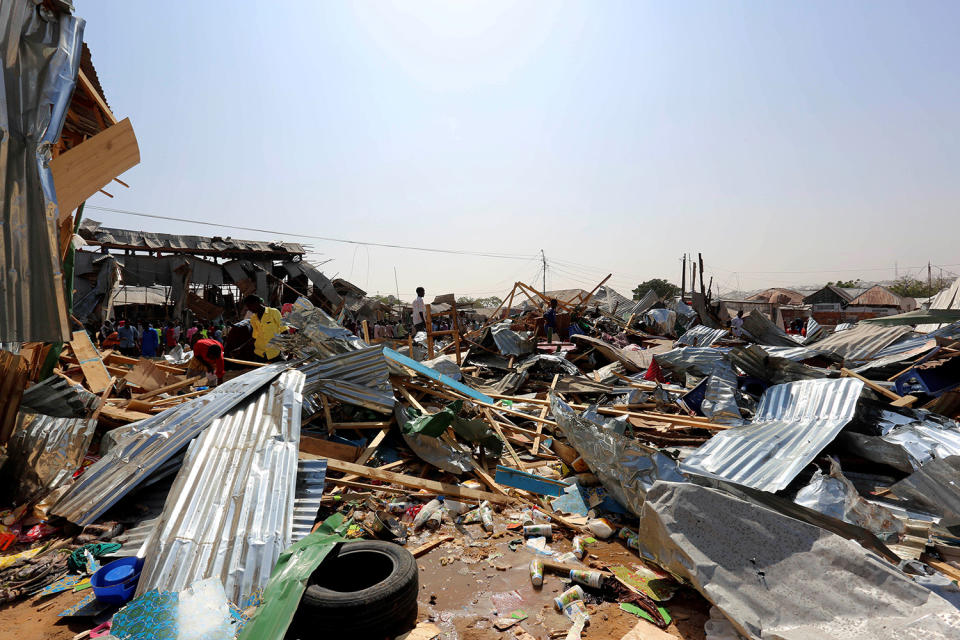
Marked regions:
[85,205,538,261]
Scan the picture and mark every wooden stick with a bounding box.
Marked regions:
[533,374,558,455]
[133,375,203,400]
[318,457,513,504]
[88,376,117,422]
[355,428,390,465]
[224,357,267,368]
[841,367,902,402]
[411,535,454,558]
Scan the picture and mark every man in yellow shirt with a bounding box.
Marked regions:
[243,294,286,361]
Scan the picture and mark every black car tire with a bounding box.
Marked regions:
[290,540,419,637]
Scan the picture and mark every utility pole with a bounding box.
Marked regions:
[928,261,932,293]
[698,252,706,299]
[541,249,547,293]
[681,254,687,296]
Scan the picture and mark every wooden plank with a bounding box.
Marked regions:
[223,357,266,368]
[97,403,152,424]
[890,394,919,408]
[78,69,118,125]
[533,374,559,455]
[105,352,186,374]
[383,347,494,404]
[324,479,412,496]
[69,330,112,394]
[88,377,117,422]
[299,435,360,462]
[50,118,139,221]
[411,535,454,558]
[355,428,390,465]
[319,457,513,504]
[483,409,525,469]
[841,367,902,402]
[0,352,28,445]
[133,375,203,400]
[334,458,407,486]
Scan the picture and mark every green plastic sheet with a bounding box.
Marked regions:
[399,399,503,458]
[238,513,349,640]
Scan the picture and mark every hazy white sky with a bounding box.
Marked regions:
[79,1,960,301]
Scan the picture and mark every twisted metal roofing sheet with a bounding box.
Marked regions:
[6,412,96,502]
[136,370,304,602]
[681,378,865,492]
[808,323,912,365]
[50,363,288,526]
[292,459,327,543]
[299,345,395,413]
[675,325,728,348]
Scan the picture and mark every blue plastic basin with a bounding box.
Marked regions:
[91,557,143,604]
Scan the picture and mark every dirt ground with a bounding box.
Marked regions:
[0,521,708,640]
[412,521,709,640]
[0,588,97,640]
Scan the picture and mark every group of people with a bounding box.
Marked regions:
[92,294,289,388]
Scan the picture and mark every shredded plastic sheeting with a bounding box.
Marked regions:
[549,395,684,517]
[637,481,960,639]
[794,457,905,542]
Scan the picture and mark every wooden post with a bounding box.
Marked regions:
[361,320,370,343]
[681,254,687,297]
[322,393,335,436]
[699,253,706,298]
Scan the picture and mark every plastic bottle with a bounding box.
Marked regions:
[413,497,445,531]
[572,536,585,558]
[569,569,604,588]
[523,524,552,539]
[586,518,614,539]
[529,558,543,587]
[554,585,586,611]
[480,504,495,532]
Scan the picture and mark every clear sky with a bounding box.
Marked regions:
[78,1,960,301]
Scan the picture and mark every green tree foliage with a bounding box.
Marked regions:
[888,276,951,299]
[632,278,680,301]
[827,279,862,288]
[456,296,503,307]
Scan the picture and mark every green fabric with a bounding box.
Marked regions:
[400,400,503,458]
[238,513,349,640]
[67,542,121,573]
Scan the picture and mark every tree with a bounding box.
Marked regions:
[457,296,503,307]
[828,279,862,288]
[632,278,680,301]
[888,276,951,299]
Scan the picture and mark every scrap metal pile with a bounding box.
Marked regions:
[3,280,960,640]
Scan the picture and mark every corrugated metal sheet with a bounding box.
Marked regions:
[757,345,821,361]
[847,285,904,308]
[6,411,96,503]
[918,276,960,333]
[808,323,912,365]
[636,481,960,640]
[741,310,797,347]
[300,345,395,413]
[0,2,81,342]
[51,363,288,526]
[729,345,828,384]
[490,322,535,357]
[292,459,327,543]
[889,456,960,527]
[676,325,728,348]
[79,219,304,256]
[136,370,304,602]
[654,346,729,378]
[20,376,98,417]
[681,378,865,492]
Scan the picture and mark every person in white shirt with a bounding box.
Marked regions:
[731,310,745,337]
[412,287,427,334]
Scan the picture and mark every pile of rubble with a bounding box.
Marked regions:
[3,282,960,640]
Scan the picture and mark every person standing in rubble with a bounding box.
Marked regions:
[543,298,558,343]
[731,310,745,338]
[412,287,427,334]
[117,320,136,356]
[243,294,286,361]
[141,322,159,357]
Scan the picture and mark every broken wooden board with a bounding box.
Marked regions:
[494,465,566,497]
[97,404,152,424]
[395,622,441,640]
[299,435,361,462]
[50,118,140,221]
[411,534,454,558]
[69,331,112,394]
[318,457,513,504]
[123,358,172,392]
[0,351,28,445]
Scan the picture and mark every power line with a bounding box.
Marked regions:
[85,205,538,262]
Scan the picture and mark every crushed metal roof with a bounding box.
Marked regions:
[847,285,908,308]
[79,220,305,257]
[809,323,913,365]
[50,363,289,526]
[681,378,865,492]
[136,370,304,602]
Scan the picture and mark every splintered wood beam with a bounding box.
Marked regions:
[318,457,513,504]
